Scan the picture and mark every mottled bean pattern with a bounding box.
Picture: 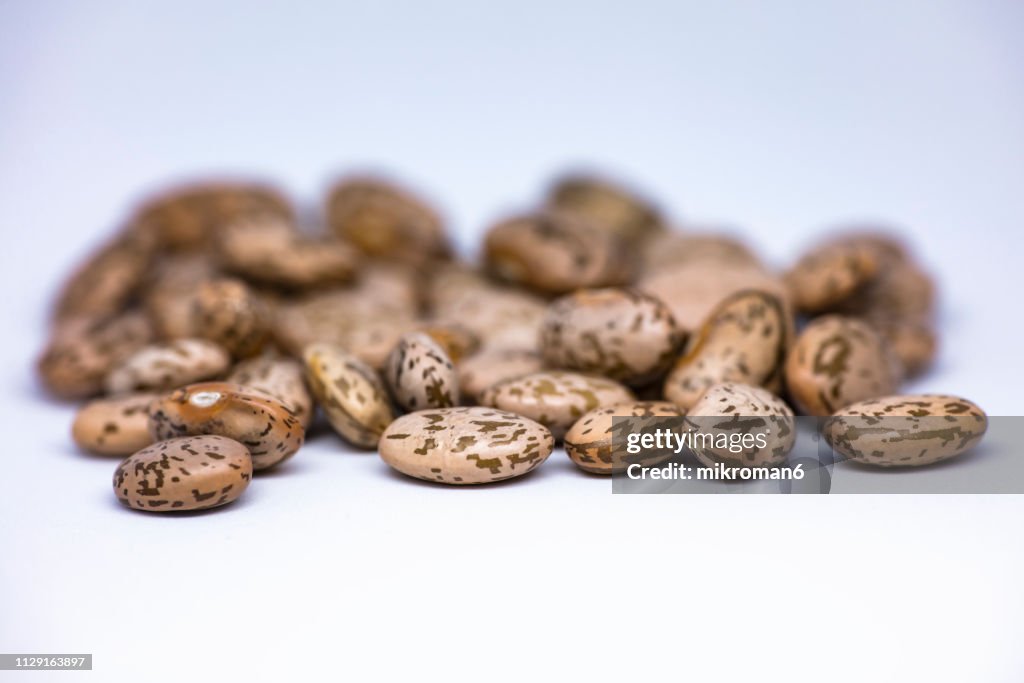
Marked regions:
[785,316,901,417]
[73,392,158,456]
[303,343,395,448]
[105,338,230,394]
[824,394,987,467]
[686,382,796,468]
[541,288,682,386]
[484,211,633,294]
[380,407,554,484]
[148,382,304,470]
[480,371,635,439]
[113,435,252,512]
[564,401,685,474]
[664,290,789,410]
[384,332,459,412]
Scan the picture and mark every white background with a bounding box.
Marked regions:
[2,1,1023,681]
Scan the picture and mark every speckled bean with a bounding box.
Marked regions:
[784,315,902,416]
[540,288,683,386]
[663,290,789,410]
[72,393,158,456]
[303,343,396,448]
[379,407,554,484]
[113,435,252,512]
[148,381,304,471]
[480,371,635,439]
[823,394,987,467]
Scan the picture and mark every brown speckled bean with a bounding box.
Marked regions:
[113,435,252,512]
[384,332,460,412]
[540,288,683,386]
[148,382,304,471]
[686,382,796,468]
[480,371,635,440]
[215,213,359,289]
[785,239,879,313]
[545,174,663,241]
[564,401,685,474]
[303,343,396,448]
[484,211,634,294]
[823,394,987,467]
[379,407,554,484]
[105,338,231,394]
[191,278,270,359]
[785,315,902,416]
[326,177,449,265]
[72,393,158,456]
[663,290,790,410]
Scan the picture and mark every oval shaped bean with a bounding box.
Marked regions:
[480,371,635,440]
[303,343,396,448]
[105,338,231,394]
[823,394,987,467]
[148,382,304,471]
[384,332,459,412]
[540,288,683,386]
[191,278,270,359]
[545,174,663,241]
[564,401,685,474]
[483,211,633,294]
[326,177,450,265]
[663,290,790,410]
[215,214,359,289]
[785,239,879,313]
[113,435,252,512]
[784,315,901,416]
[72,393,158,456]
[686,382,796,468]
[379,407,554,484]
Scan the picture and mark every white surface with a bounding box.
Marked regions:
[1,1,1023,681]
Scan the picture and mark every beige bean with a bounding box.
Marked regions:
[480,371,635,440]
[113,435,252,512]
[545,174,663,241]
[326,177,449,265]
[540,288,682,386]
[303,343,396,448]
[72,393,158,456]
[105,338,230,394]
[663,290,790,410]
[215,214,359,289]
[148,381,304,471]
[379,407,553,484]
[784,315,902,416]
[191,278,270,359]
[484,211,634,294]
[384,332,460,412]
[564,401,685,474]
[686,382,796,468]
[823,394,987,467]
